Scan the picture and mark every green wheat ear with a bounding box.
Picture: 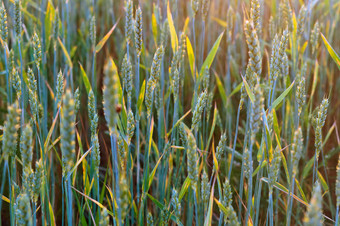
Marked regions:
[61,89,76,176]
[310,21,320,54]
[160,205,170,225]
[145,45,164,117]
[205,92,213,122]
[280,0,293,31]
[20,124,33,168]
[145,77,155,117]
[117,134,127,171]
[303,182,323,226]
[222,179,240,225]
[202,66,210,91]
[90,16,96,48]
[151,45,164,82]
[314,98,329,160]
[0,3,8,46]
[125,0,133,44]
[122,53,133,106]
[33,159,43,203]
[127,109,135,144]
[297,5,306,38]
[279,29,289,60]
[191,0,199,16]
[92,133,100,176]
[11,68,22,100]
[269,16,276,40]
[119,173,129,223]
[22,166,34,198]
[251,84,264,139]
[27,68,38,121]
[226,7,234,44]
[147,212,154,226]
[15,193,33,226]
[269,34,280,88]
[88,89,98,137]
[33,32,42,68]
[103,57,119,134]
[56,70,64,108]
[281,53,289,78]
[153,83,161,111]
[216,132,227,163]
[13,0,22,37]
[99,208,110,226]
[171,68,180,99]
[160,19,169,47]
[201,0,210,21]
[222,179,232,208]
[134,6,143,57]
[201,169,210,210]
[178,122,188,145]
[296,76,306,117]
[243,147,252,178]
[244,20,262,77]
[171,188,181,218]
[250,0,261,36]
[292,127,303,176]
[187,131,198,189]
[191,90,207,132]
[53,9,59,48]
[2,101,21,161]
[9,49,15,74]
[74,87,80,113]
[268,146,281,192]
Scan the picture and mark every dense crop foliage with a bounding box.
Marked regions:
[0,0,340,225]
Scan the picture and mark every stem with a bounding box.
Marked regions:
[228,103,241,180]
[110,133,121,225]
[286,176,295,226]
[62,176,64,226]
[269,192,274,226]
[246,139,253,225]
[18,40,25,126]
[238,103,250,221]
[200,20,205,68]
[192,16,198,106]
[66,174,73,226]
[33,202,37,226]
[53,45,57,115]
[92,50,96,94]
[136,56,140,203]
[4,48,10,104]
[270,79,277,108]
[193,189,199,226]
[336,205,339,226]
[0,161,8,224]
[7,160,14,226]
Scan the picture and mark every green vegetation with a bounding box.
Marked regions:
[0,0,339,225]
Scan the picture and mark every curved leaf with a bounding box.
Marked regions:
[199,31,224,79]
[95,20,119,53]
[167,1,178,53]
[321,32,340,70]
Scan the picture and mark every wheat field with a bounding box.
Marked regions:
[0,0,340,225]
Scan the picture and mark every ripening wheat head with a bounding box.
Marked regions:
[2,101,21,160]
[0,3,8,46]
[303,182,323,226]
[20,124,33,168]
[61,89,76,176]
[15,193,33,226]
[134,6,143,57]
[103,57,119,134]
